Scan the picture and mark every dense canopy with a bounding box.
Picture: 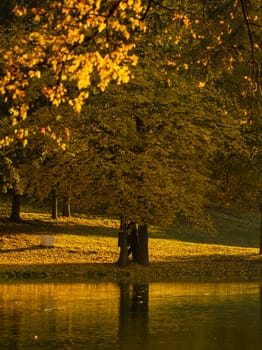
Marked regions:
[0,0,262,264]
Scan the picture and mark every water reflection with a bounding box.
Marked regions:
[0,282,261,349]
[118,284,149,350]
[0,283,119,349]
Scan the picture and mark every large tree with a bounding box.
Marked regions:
[0,0,262,263]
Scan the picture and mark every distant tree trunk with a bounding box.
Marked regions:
[259,204,262,254]
[260,217,262,255]
[51,187,58,220]
[62,193,71,217]
[137,224,149,266]
[117,217,128,267]
[9,191,22,223]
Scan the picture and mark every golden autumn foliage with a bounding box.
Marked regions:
[0,0,146,122]
[0,0,262,230]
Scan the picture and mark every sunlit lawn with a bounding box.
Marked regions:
[0,205,260,266]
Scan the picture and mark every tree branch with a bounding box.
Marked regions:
[239,0,260,91]
[141,0,154,20]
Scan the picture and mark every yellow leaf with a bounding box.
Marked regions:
[240,120,247,125]
[183,17,190,26]
[198,81,206,88]
[34,15,41,22]
[12,6,27,17]
[98,22,106,33]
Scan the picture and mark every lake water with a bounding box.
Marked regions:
[0,282,261,349]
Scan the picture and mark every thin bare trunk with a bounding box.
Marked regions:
[62,193,71,217]
[259,204,262,254]
[51,187,58,220]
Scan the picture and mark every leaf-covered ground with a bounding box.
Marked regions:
[0,208,262,283]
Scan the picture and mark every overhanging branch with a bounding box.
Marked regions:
[239,0,260,91]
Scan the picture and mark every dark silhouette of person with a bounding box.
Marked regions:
[127,221,138,261]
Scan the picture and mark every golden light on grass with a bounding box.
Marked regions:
[0,207,261,282]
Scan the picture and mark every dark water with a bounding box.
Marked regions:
[0,282,261,349]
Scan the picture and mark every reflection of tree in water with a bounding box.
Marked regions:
[118,284,149,350]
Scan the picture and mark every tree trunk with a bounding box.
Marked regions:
[117,218,128,267]
[51,187,58,220]
[62,193,71,217]
[137,224,149,265]
[259,204,262,254]
[259,215,262,255]
[9,191,22,223]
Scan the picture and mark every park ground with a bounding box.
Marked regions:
[0,201,262,283]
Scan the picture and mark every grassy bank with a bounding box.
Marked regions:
[0,203,262,282]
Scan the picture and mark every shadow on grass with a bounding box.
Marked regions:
[0,208,260,249]
[0,245,48,254]
[152,227,260,249]
[151,208,260,249]
[0,218,118,237]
